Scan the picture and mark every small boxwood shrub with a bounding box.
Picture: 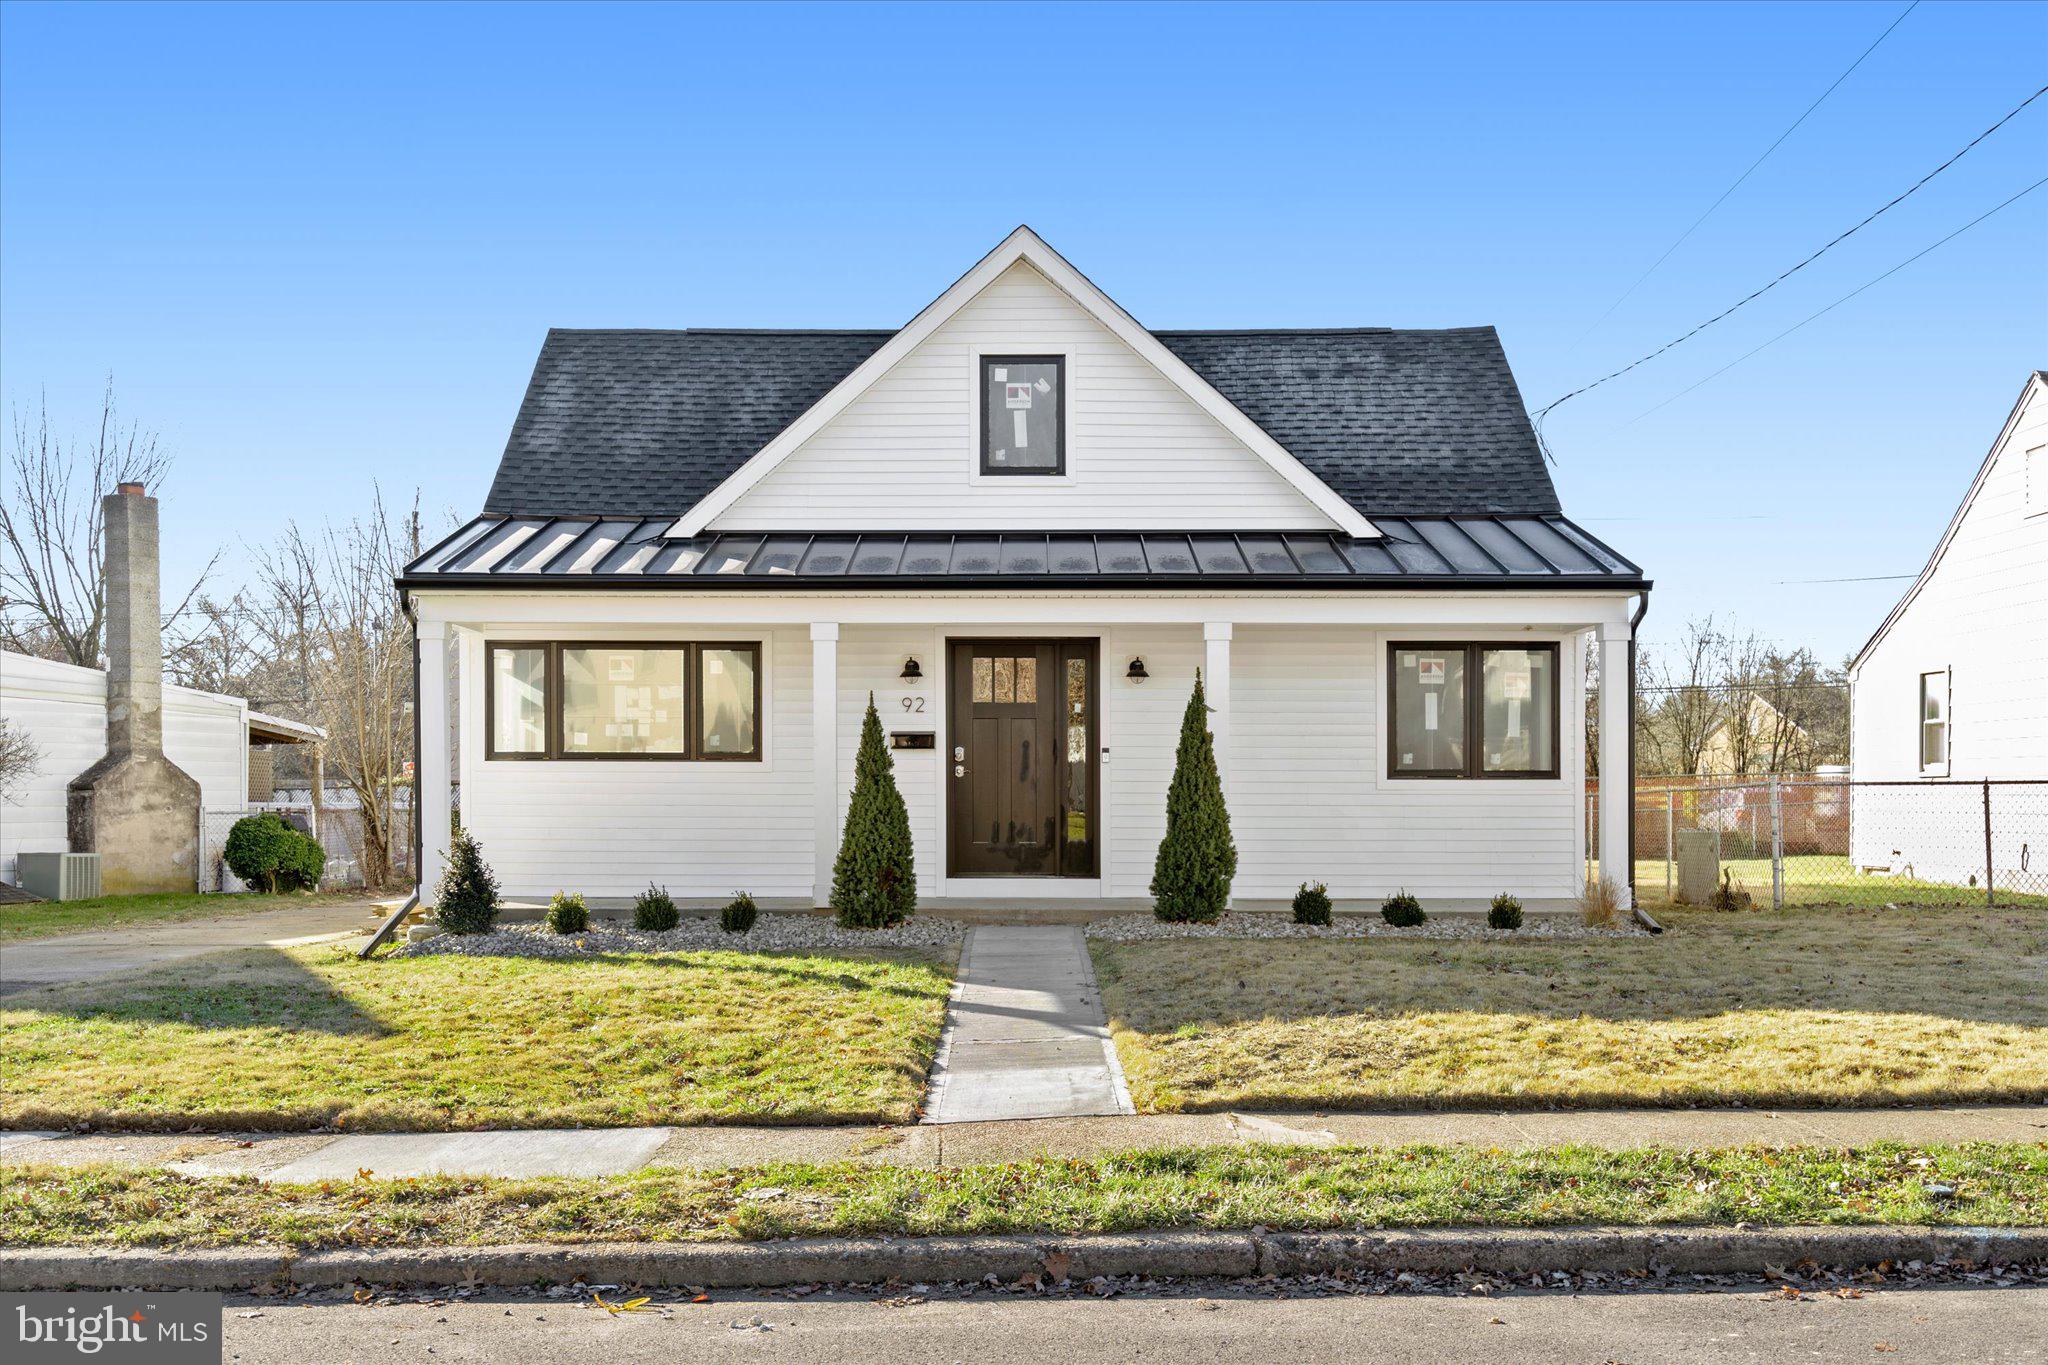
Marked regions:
[720,891,759,934]
[433,827,500,935]
[1487,893,1523,931]
[634,884,679,932]
[223,812,323,893]
[545,891,589,935]
[1380,889,1426,928]
[276,831,326,892]
[1292,881,1332,927]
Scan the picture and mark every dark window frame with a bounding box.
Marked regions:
[1386,641,1562,781]
[979,354,1066,477]
[484,642,552,762]
[484,640,763,763]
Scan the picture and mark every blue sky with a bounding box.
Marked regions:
[2,0,2042,661]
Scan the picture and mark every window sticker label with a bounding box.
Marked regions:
[1005,383,1034,409]
[1418,656,1446,685]
[1502,672,1530,700]
[1423,692,1439,731]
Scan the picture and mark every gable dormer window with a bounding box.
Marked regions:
[981,356,1064,475]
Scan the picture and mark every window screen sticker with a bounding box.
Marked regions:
[1399,652,1416,669]
[1418,656,1446,685]
[608,655,634,682]
[1005,383,1034,409]
[707,657,724,675]
[1423,691,1439,731]
[1035,377,1051,394]
[992,367,1008,381]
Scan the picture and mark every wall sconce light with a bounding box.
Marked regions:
[1126,657,1149,683]
[900,656,922,681]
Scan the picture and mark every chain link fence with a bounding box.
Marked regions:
[1590,775,2048,909]
[200,803,412,892]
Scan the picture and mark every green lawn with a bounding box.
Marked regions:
[1095,907,2048,1113]
[1628,854,2048,910]
[3,1143,2040,1249]
[0,942,955,1130]
[0,891,366,942]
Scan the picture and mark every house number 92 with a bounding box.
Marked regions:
[900,696,926,713]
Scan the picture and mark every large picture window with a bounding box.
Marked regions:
[1388,642,1559,780]
[485,641,761,762]
[981,355,1064,475]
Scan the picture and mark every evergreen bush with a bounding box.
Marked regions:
[275,832,326,892]
[223,813,296,892]
[1292,881,1332,927]
[633,884,680,932]
[720,891,759,934]
[832,695,917,928]
[1380,890,1426,928]
[1487,893,1523,931]
[545,891,589,935]
[434,827,501,935]
[1151,672,1236,923]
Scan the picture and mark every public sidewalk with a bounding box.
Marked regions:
[3,1105,2042,1183]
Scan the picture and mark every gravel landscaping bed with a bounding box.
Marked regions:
[394,913,965,959]
[1085,912,1649,943]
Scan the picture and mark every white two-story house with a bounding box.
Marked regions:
[399,228,1649,912]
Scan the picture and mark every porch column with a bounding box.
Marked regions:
[811,622,840,907]
[1597,619,1633,910]
[416,619,451,904]
[1204,622,1232,785]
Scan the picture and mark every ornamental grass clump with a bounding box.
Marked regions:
[720,892,759,934]
[1292,881,1332,927]
[1487,893,1523,931]
[545,891,589,935]
[832,695,916,929]
[1151,673,1236,924]
[633,885,680,932]
[1380,890,1426,928]
[433,827,501,935]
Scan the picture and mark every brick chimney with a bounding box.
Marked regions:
[67,483,203,892]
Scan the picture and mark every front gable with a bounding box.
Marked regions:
[674,227,1376,538]
[707,260,1341,532]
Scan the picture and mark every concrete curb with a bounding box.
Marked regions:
[4,1226,2044,1292]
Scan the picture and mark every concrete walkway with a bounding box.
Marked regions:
[0,900,381,995]
[4,1105,2044,1182]
[921,926,1134,1124]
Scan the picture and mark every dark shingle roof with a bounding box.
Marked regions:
[481,325,1561,521]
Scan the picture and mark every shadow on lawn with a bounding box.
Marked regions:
[518,948,954,1003]
[5,946,397,1038]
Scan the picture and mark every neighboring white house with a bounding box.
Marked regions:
[1848,371,2048,887]
[399,227,1649,911]
[0,649,321,887]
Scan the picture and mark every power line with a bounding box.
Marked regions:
[1568,0,1919,351]
[1773,573,1916,585]
[1534,81,2048,450]
[1627,173,2048,424]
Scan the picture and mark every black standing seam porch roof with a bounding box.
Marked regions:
[398,515,1646,590]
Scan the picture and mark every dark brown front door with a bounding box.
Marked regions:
[948,639,1097,878]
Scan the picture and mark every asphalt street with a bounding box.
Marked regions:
[219,1281,2048,1363]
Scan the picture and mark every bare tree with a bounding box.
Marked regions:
[252,488,423,887]
[1636,616,1732,778]
[0,381,214,665]
[0,716,39,805]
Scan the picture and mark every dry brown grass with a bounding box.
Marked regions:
[1576,874,1621,927]
[1093,907,2048,1112]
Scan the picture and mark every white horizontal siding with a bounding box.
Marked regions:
[0,651,248,883]
[714,261,1332,531]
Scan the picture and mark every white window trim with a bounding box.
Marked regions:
[2025,443,2047,518]
[1917,667,1950,777]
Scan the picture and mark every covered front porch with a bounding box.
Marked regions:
[409,591,1640,914]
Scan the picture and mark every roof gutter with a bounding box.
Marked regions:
[394,573,1652,594]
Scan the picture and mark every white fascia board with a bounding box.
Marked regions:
[408,588,1637,629]
[1849,370,2048,672]
[666,226,1379,540]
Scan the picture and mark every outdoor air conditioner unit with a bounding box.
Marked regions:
[15,852,104,902]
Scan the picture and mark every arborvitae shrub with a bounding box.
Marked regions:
[1487,893,1523,931]
[275,831,326,892]
[634,884,680,932]
[1381,890,1426,928]
[434,827,501,935]
[1151,673,1236,923]
[545,891,589,935]
[720,891,759,934]
[832,695,917,929]
[1292,881,1333,927]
